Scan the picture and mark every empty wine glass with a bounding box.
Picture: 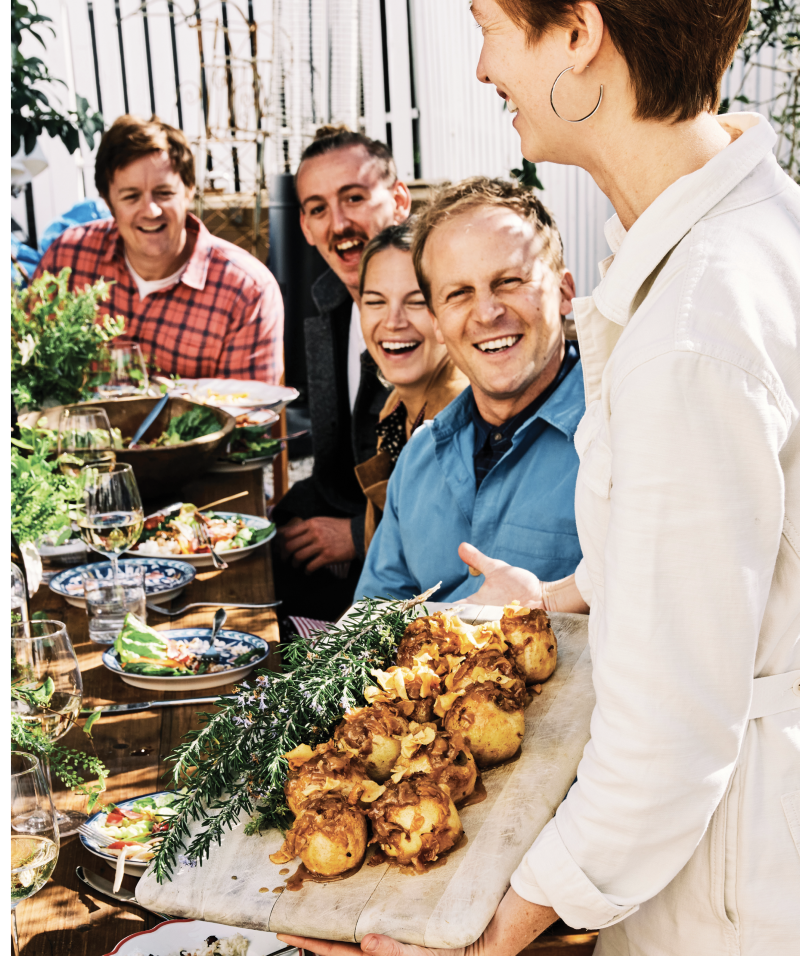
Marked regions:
[11,621,84,836]
[77,462,144,582]
[56,405,116,477]
[96,339,149,398]
[11,752,60,956]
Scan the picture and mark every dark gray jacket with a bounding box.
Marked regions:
[273,268,390,557]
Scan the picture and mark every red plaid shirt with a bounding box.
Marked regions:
[33,213,284,382]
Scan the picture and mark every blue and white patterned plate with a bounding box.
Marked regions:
[80,789,179,875]
[48,557,196,609]
[102,627,270,690]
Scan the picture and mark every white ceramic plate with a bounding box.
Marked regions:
[132,512,276,568]
[103,918,297,956]
[167,378,299,416]
[48,558,196,609]
[80,790,178,876]
[102,627,270,690]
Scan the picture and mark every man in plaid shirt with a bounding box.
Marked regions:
[34,115,283,382]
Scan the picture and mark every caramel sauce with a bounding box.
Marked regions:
[285,856,367,891]
[366,834,468,873]
[279,868,289,875]
[457,775,487,809]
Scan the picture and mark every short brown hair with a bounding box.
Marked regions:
[94,114,195,199]
[296,124,397,188]
[412,177,565,307]
[495,0,751,122]
[358,221,415,297]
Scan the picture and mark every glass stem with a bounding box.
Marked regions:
[12,906,20,956]
[110,553,119,585]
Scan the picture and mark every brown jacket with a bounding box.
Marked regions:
[355,359,469,552]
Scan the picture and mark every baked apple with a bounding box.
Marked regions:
[500,603,557,683]
[334,702,409,783]
[270,793,367,876]
[367,778,462,868]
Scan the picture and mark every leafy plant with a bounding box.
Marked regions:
[11,682,108,811]
[11,0,104,157]
[152,589,438,883]
[721,0,800,183]
[12,268,126,411]
[11,423,89,546]
[511,159,545,191]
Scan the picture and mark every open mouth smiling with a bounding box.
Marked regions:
[474,335,522,354]
[137,224,167,234]
[334,237,365,260]
[380,340,421,356]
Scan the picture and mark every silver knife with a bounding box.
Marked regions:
[75,865,171,920]
[81,697,221,715]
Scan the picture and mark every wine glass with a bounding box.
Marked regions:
[56,405,116,477]
[11,620,85,836]
[96,339,149,398]
[77,462,144,582]
[11,752,60,956]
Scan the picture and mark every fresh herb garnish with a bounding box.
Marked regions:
[12,268,125,411]
[152,588,439,883]
[11,423,89,546]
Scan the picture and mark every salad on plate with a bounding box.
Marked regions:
[134,503,273,558]
[113,614,264,677]
[90,792,181,865]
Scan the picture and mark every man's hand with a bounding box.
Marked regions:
[276,889,557,956]
[278,517,357,573]
[456,543,590,614]
[456,543,545,608]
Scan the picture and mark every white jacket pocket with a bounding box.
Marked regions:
[781,790,800,861]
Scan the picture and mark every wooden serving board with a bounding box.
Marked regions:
[136,607,594,948]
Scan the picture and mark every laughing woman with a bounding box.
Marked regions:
[354,223,468,551]
[280,1,800,955]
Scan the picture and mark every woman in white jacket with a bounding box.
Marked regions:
[279,2,800,954]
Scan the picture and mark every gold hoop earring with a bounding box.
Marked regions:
[550,66,603,123]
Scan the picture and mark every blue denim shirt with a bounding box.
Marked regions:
[356,359,586,601]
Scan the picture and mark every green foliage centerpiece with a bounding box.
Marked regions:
[152,587,440,883]
[11,269,125,412]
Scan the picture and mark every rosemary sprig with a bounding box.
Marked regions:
[152,588,439,883]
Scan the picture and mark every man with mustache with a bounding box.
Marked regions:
[273,126,411,619]
[356,177,586,603]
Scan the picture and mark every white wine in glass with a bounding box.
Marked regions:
[56,405,116,477]
[11,620,86,837]
[11,752,60,956]
[77,462,144,580]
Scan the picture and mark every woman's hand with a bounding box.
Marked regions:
[276,889,557,956]
[456,544,589,614]
[456,543,545,608]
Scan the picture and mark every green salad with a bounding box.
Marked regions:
[113,613,263,677]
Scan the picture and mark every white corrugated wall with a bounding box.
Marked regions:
[12,0,784,297]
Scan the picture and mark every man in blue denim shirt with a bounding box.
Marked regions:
[356,178,585,601]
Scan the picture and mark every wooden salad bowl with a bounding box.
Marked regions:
[21,396,235,500]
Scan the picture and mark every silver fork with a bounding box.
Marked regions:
[78,823,113,847]
[196,516,228,570]
[146,600,281,617]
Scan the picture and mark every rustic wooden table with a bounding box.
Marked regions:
[15,466,596,956]
[16,468,281,956]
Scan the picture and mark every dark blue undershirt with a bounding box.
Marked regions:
[472,339,580,489]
